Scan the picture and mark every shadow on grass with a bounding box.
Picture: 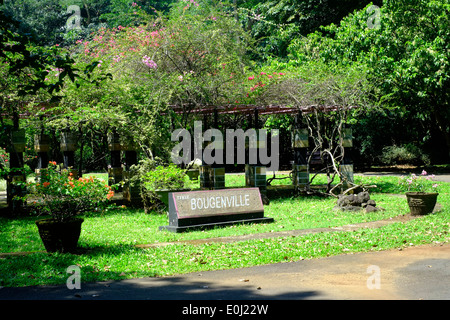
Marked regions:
[0,242,144,287]
[0,242,322,301]
[0,253,322,300]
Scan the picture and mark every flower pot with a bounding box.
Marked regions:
[35,218,84,253]
[405,192,439,216]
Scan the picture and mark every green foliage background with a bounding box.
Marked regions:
[1,0,449,171]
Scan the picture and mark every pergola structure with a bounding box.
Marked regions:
[167,103,355,195]
[3,103,355,211]
[169,103,354,116]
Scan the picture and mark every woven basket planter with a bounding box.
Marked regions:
[405,192,438,216]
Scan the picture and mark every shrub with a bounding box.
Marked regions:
[125,159,191,213]
[379,144,430,166]
[142,164,185,191]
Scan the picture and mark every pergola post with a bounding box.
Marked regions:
[245,108,267,194]
[199,114,211,189]
[34,118,50,181]
[200,109,225,190]
[60,130,78,178]
[34,132,50,183]
[292,113,309,191]
[107,130,123,191]
[7,127,27,212]
[122,137,141,206]
[211,108,225,189]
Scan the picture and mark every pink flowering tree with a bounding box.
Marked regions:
[42,1,256,162]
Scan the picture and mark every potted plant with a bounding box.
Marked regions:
[23,161,115,253]
[400,170,440,215]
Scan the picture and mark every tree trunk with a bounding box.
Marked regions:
[84,2,91,26]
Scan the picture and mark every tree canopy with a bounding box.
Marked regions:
[1,0,449,170]
[287,0,450,160]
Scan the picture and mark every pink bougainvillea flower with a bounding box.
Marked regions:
[142,55,157,69]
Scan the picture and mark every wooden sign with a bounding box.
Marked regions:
[159,188,273,232]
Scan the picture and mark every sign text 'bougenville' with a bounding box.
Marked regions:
[159,188,273,232]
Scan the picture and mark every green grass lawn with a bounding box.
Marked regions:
[0,173,449,287]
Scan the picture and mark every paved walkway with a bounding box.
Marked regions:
[0,243,449,301]
[359,172,450,183]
